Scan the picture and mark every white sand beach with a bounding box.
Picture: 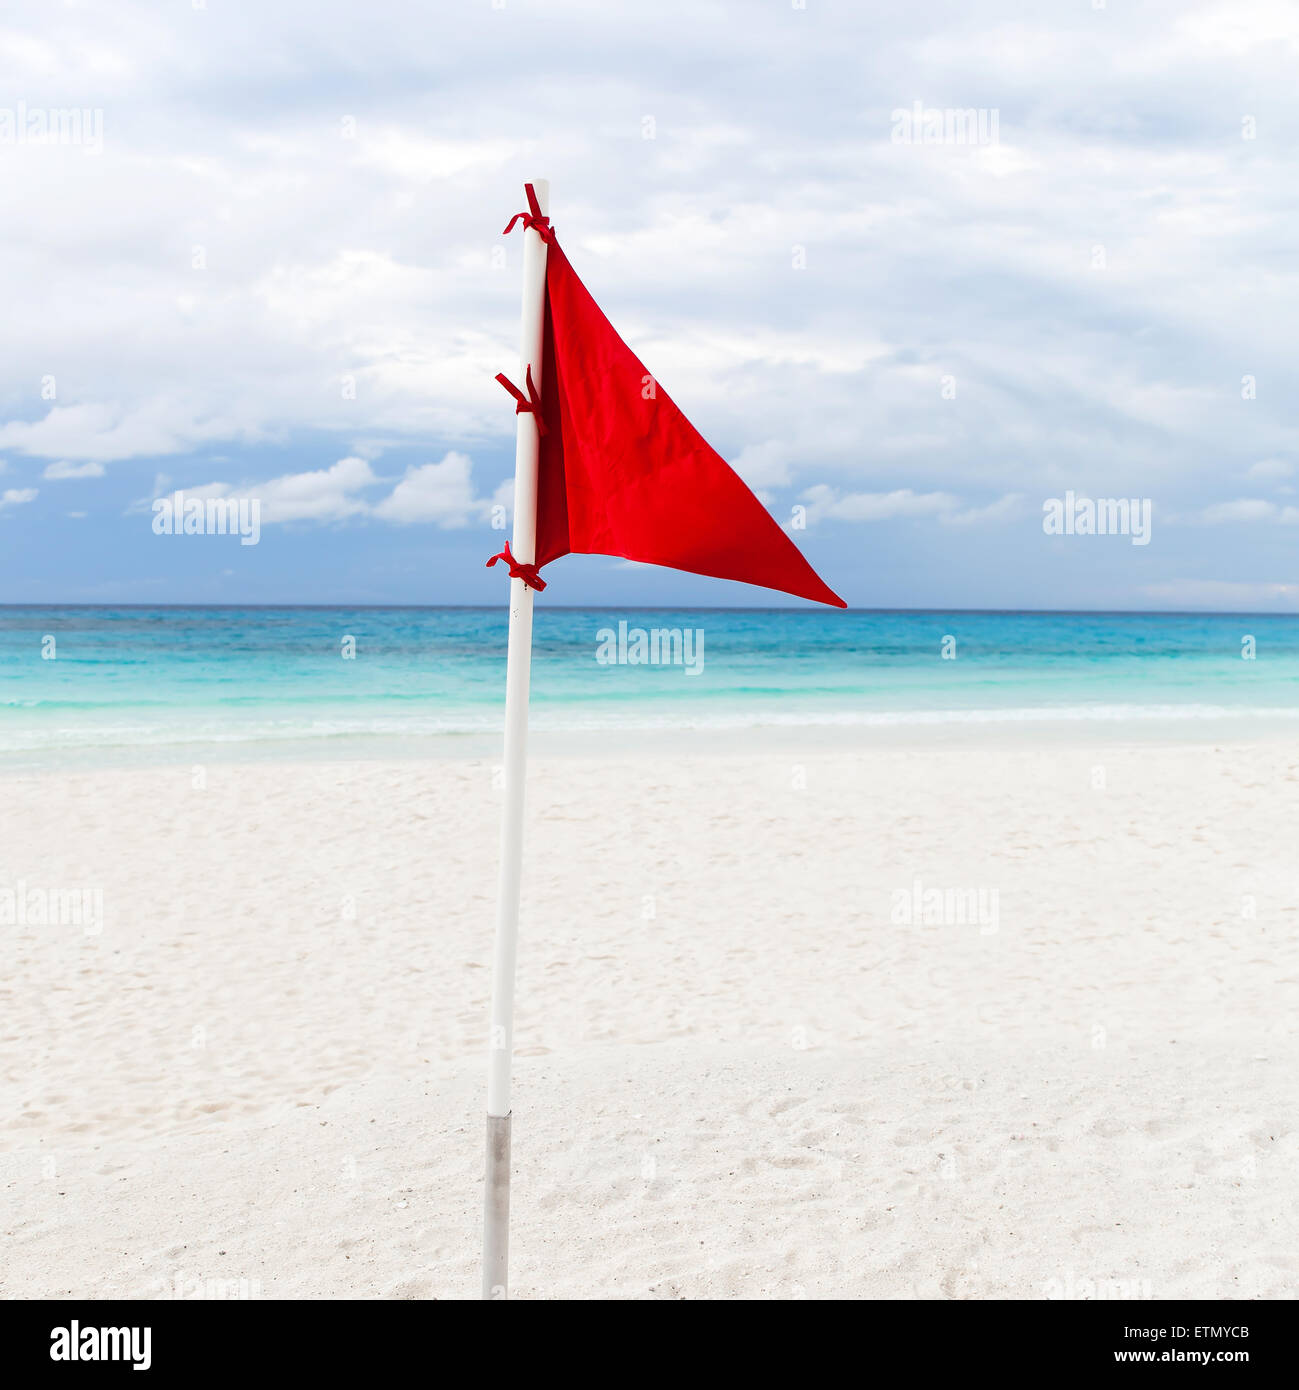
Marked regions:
[2,739,1297,1299]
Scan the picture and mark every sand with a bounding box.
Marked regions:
[2,740,1296,1299]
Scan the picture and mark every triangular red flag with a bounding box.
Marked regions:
[501,201,845,608]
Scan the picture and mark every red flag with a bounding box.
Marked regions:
[496,193,846,608]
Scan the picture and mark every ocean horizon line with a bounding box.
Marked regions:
[4,603,1299,619]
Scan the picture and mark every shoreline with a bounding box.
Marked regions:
[4,712,1299,775]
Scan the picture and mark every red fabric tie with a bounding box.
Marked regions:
[502,182,555,245]
[485,540,547,592]
[494,363,548,435]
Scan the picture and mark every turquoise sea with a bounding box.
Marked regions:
[1,606,1297,766]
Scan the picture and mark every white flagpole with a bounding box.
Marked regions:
[483,178,549,1301]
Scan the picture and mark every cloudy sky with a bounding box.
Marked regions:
[1,0,1296,608]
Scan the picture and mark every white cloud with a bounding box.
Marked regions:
[139,463,377,527]
[355,130,518,184]
[44,460,106,479]
[257,456,379,523]
[4,0,1299,604]
[1197,498,1299,525]
[797,485,1024,528]
[0,401,238,463]
[144,452,499,529]
[940,492,1028,527]
[1142,579,1299,609]
[799,486,961,524]
[0,0,1286,508]
[371,452,490,526]
[730,441,794,490]
[1246,458,1294,481]
[1178,1,1299,56]
[0,487,37,510]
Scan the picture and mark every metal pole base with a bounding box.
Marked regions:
[482,1113,512,1299]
